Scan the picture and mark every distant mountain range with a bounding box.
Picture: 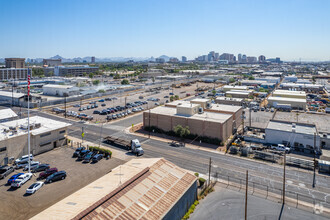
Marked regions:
[0,55,177,64]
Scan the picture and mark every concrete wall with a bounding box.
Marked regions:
[163,181,197,220]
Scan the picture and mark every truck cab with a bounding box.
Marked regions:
[130,139,144,156]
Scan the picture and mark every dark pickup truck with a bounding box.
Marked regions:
[0,166,14,179]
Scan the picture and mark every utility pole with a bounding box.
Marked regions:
[245,170,248,220]
[283,152,286,204]
[148,109,151,139]
[64,96,67,118]
[313,132,316,188]
[208,157,212,186]
[81,127,84,143]
[249,107,252,128]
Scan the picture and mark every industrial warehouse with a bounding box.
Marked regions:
[31,158,197,220]
[0,116,71,165]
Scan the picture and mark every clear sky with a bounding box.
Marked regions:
[1,0,329,61]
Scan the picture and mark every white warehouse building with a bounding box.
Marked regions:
[265,120,320,153]
[267,96,306,110]
[43,84,80,97]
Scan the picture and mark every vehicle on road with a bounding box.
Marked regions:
[73,147,86,157]
[104,136,144,156]
[11,173,33,188]
[92,154,103,163]
[26,181,44,194]
[170,141,184,147]
[32,164,50,173]
[7,173,24,185]
[39,168,58,179]
[23,161,40,171]
[73,104,80,107]
[93,110,101,114]
[45,171,67,183]
[15,154,33,164]
[0,166,14,179]
[155,102,160,106]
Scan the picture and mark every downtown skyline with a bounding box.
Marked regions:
[1,0,330,61]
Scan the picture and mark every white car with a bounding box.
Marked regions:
[15,154,33,164]
[23,161,40,171]
[26,181,44,194]
[272,144,290,153]
[11,173,33,188]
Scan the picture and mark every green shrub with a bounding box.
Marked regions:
[194,173,199,177]
[88,146,112,158]
[199,177,206,186]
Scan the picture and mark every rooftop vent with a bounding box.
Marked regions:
[198,107,204,114]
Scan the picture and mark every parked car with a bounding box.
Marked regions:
[98,99,105,102]
[38,168,58,179]
[73,147,86,157]
[7,173,24,185]
[271,144,290,153]
[11,173,32,188]
[15,154,33,164]
[26,181,44,194]
[45,171,67,183]
[101,103,106,107]
[83,151,97,163]
[73,104,80,107]
[139,96,143,99]
[92,154,103,163]
[77,150,90,161]
[31,164,50,173]
[107,115,113,120]
[93,110,101,114]
[23,161,40,171]
[112,114,117,119]
[155,102,160,106]
[0,166,14,179]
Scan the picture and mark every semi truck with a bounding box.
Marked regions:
[104,136,144,156]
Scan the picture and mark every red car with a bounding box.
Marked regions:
[38,168,58,179]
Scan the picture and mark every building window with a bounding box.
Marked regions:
[59,130,66,134]
[59,137,65,141]
[40,142,51,147]
[40,132,51,138]
[0,147,6,152]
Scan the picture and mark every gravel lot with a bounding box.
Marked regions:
[0,147,124,220]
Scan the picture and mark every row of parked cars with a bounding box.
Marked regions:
[0,154,67,194]
[72,147,105,163]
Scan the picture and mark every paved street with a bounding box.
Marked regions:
[16,108,330,212]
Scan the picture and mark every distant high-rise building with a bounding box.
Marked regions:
[169,57,179,63]
[258,55,266,62]
[5,58,25,68]
[91,56,95,63]
[247,56,257,63]
[181,56,187,62]
[242,54,247,63]
[214,53,219,61]
[219,53,235,62]
[155,58,165,63]
[275,57,281,63]
[43,59,61,67]
[238,54,242,62]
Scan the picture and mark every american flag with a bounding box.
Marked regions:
[27,68,31,96]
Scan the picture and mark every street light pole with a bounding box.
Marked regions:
[282,152,286,204]
[245,170,248,220]
[148,109,151,139]
[313,132,316,188]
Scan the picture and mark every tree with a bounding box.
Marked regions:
[89,73,95,79]
[174,95,179,100]
[212,90,216,96]
[92,80,100,85]
[32,68,44,77]
[229,78,235,83]
[170,96,174,102]
[114,74,120,79]
[98,89,105,93]
[121,79,129,85]
[174,125,190,138]
[248,76,255,80]
[152,76,155,83]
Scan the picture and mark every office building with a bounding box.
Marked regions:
[5,58,25,68]
[238,54,242,62]
[181,56,187,62]
[32,158,197,220]
[91,56,95,63]
[265,120,320,153]
[43,59,61,67]
[214,53,219,61]
[241,54,247,63]
[247,56,257,63]
[0,116,71,165]
[219,53,235,62]
[155,58,165,63]
[169,57,179,63]
[258,55,266,62]
[0,68,28,81]
[44,65,99,77]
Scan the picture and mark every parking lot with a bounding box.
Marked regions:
[48,82,213,123]
[0,147,124,220]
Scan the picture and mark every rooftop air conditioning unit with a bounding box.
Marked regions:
[35,123,41,128]
[198,107,204,114]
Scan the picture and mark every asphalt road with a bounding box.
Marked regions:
[18,109,330,211]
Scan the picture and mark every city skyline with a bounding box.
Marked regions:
[1,0,330,61]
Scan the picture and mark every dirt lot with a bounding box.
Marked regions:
[0,147,124,220]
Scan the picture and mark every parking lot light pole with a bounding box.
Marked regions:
[283,152,286,204]
[313,132,316,188]
[245,170,248,220]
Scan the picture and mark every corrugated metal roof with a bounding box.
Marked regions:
[81,158,196,220]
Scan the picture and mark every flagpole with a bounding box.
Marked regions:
[27,64,31,173]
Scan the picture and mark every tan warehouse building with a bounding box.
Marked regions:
[0,116,71,165]
[143,104,233,142]
[5,58,25,68]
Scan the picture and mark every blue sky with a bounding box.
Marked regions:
[1,0,329,61]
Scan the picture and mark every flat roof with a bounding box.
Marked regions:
[0,90,26,98]
[43,84,74,89]
[216,97,243,102]
[149,106,232,123]
[31,158,196,220]
[191,98,211,103]
[273,90,306,95]
[165,100,190,107]
[0,108,17,120]
[226,90,251,95]
[210,104,242,113]
[268,96,306,103]
[177,103,200,108]
[0,116,71,141]
[223,85,248,90]
[267,120,316,135]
